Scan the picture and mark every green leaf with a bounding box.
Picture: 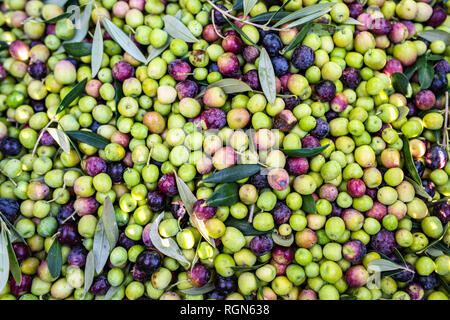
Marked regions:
[418,223,449,254]
[367,259,403,272]
[56,78,87,114]
[402,136,422,185]
[426,53,444,61]
[343,17,364,25]
[438,274,450,293]
[60,2,92,49]
[0,212,25,243]
[224,16,260,49]
[243,0,258,18]
[271,230,294,247]
[102,18,147,63]
[92,218,110,274]
[310,23,338,36]
[391,72,411,97]
[91,20,103,78]
[419,30,450,46]
[162,15,198,43]
[258,48,276,105]
[114,78,123,107]
[418,62,434,89]
[83,251,95,299]
[44,12,71,23]
[206,183,239,207]
[196,79,252,98]
[46,128,71,153]
[248,11,292,23]
[0,226,9,292]
[396,106,410,121]
[232,0,243,11]
[150,212,191,267]
[146,37,171,64]
[174,171,215,247]
[231,263,267,272]
[102,196,119,251]
[282,144,329,157]
[282,21,313,54]
[6,233,21,285]
[181,283,215,295]
[285,7,334,29]
[273,2,336,28]
[62,42,92,57]
[404,177,432,201]
[301,194,316,214]
[224,217,272,236]
[256,277,264,300]
[65,130,110,149]
[47,239,62,278]
[202,164,263,183]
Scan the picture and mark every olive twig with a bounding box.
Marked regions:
[211,11,225,40]
[205,0,283,32]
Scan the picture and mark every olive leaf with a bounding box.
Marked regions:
[225,217,272,236]
[231,263,267,272]
[181,283,215,295]
[258,48,276,105]
[60,2,92,49]
[271,230,294,247]
[196,79,253,99]
[282,144,329,158]
[206,183,239,207]
[396,106,410,121]
[391,72,411,97]
[367,259,407,273]
[65,130,110,149]
[256,277,264,300]
[56,78,87,114]
[310,23,338,36]
[224,16,260,49]
[301,194,316,214]
[232,0,243,10]
[102,196,119,251]
[6,233,21,285]
[343,17,364,25]
[150,212,191,267]
[0,225,9,292]
[202,164,263,183]
[174,171,216,247]
[46,128,71,153]
[243,0,258,18]
[418,63,434,90]
[248,11,291,23]
[91,20,103,78]
[162,15,198,43]
[282,21,313,54]
[47,239,62,278]
[402,136,422,185]
[273,2,336,28]
[92,218,110,274]
[44,12,71,23]
[102,18,147,63]
[404,177,432,201]
[83,251,95,298]
[284,8,333,29]
[0,212,25,243]
[418,223,449,254]
[63,42,92,57]
[146,37,171,64]
[419,30,450,46]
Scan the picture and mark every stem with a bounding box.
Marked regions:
[211,11,225,40]
[206,0,283,32]
[248,204,255,224]
[443,91,449,156]
[31,116,56,159]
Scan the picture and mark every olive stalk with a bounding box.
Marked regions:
[205,0,284,32]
